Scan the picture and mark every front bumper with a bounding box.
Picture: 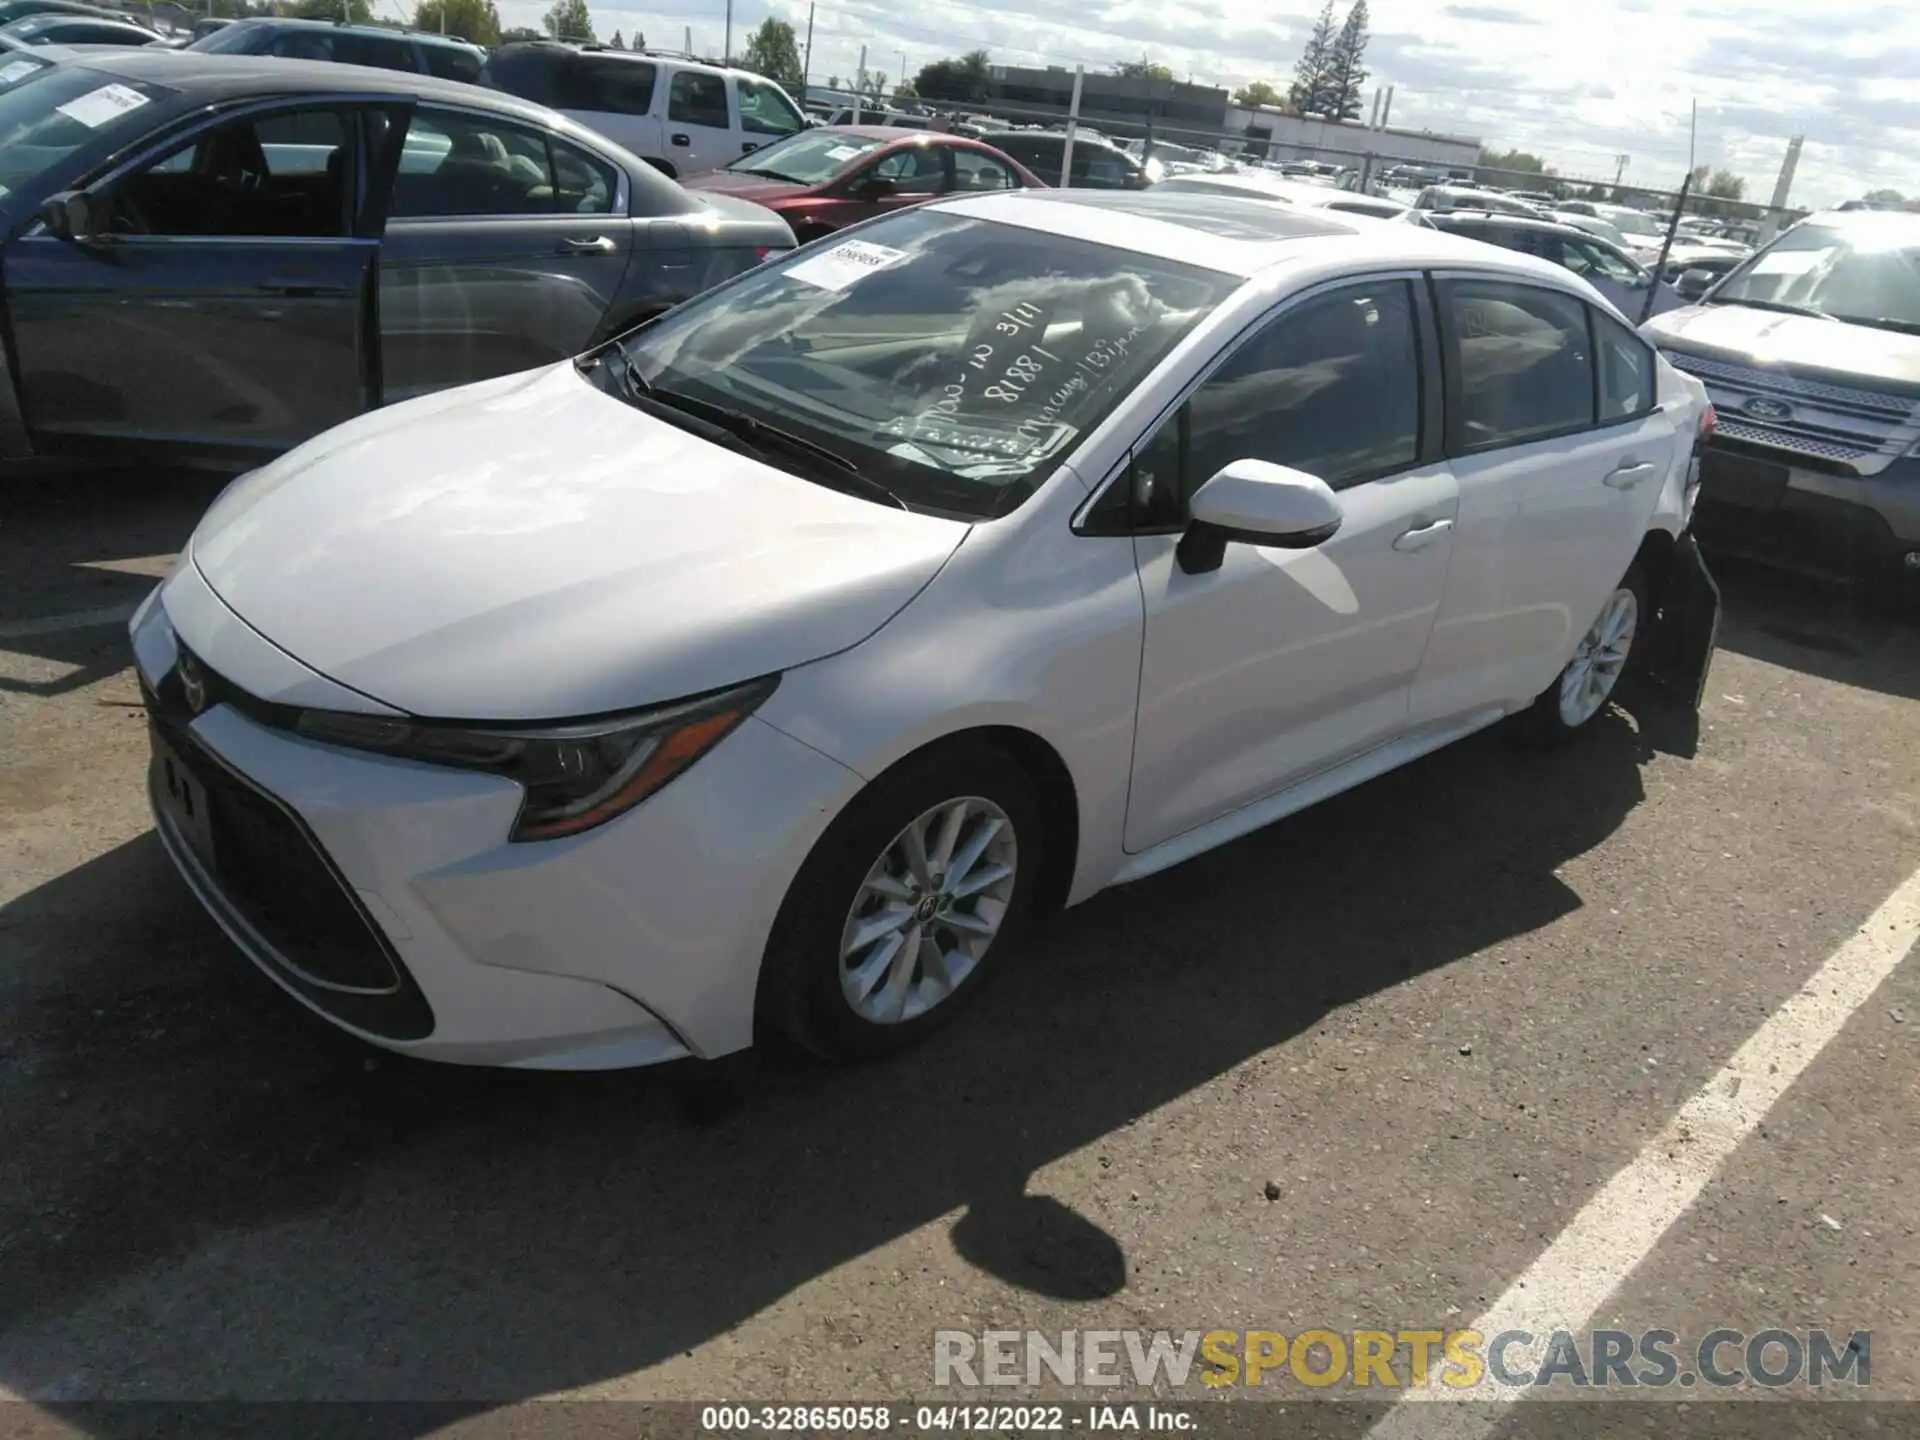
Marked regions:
[135,582,865,1069]
[1691,441,1920,580]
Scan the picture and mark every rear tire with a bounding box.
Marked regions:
[1528,564,1649,742]
[757,743,1043,1062]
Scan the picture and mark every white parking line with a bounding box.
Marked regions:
[1368,863,1920,1437]
[0,603,140,642]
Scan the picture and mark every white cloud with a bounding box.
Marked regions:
[490,0,1920,207]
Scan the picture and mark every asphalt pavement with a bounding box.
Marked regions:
[1,471,1917,1438]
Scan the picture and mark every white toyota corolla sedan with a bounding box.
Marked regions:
[133,190,1718,1070]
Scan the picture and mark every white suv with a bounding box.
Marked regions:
[480,43,808,178]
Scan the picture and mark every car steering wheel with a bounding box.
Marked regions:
[106,192,151,236]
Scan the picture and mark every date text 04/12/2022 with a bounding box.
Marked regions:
[699,1404,1198,1432]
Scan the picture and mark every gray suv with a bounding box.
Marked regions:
[1643,210,1920,592]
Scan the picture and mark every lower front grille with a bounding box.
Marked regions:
[145,672,434,1041]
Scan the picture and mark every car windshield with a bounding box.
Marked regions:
[1711,221,1920,332]
[727,128,884,183]
[614,208,1241,518]
[0,64,167,199]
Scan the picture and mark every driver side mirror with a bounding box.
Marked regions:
[41,190,103,247]
[1176,459,1345,575]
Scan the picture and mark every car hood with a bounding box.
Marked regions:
[681,170,812,204]
[188,364,969,721]
[1644,304,1920,390]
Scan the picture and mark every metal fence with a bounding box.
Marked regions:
[867,91,1808,242]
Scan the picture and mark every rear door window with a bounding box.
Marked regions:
[667,70,729,127]
[577,55,656,114]
[1440,279,1597,450]
[421,44,482,83]
[389,107,556,218]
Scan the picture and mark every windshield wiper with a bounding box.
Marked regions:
[1824,314,1920,336]
[606,347,910,511]
[1712,296,1836,321]
[734,167,808,183]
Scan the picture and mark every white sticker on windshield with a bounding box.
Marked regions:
[825,144,862,161]
[784,238,908,292]
[55,83,149,129]
[0,59,40,85]
[1751,248,1828,276]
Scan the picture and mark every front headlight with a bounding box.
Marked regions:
[293,676,778,842]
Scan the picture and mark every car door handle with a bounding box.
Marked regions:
[556,236,616,254]
[741,141,758,152]
[670,132,691,147]
[1392,518,1454,553]
[1604,461,1659,489]
[257,278,344,297]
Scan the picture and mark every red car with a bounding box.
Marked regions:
[681,126,1048,242]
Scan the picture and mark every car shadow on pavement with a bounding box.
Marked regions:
[0,703,1655,1414]
[0,469,220,699]
[1710,556,1920,703]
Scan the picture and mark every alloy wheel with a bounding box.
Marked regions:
[1558,586,1639,728]
[838,796,1019,1025]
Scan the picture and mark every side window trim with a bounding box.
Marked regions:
[1072,270,1433,537]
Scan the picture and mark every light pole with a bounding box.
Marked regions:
[723,0,732,63]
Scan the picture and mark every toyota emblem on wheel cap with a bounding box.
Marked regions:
[1743,395,1794,422]
[177,650,208,715]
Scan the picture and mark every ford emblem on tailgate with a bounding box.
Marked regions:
[1743,396,1794,422]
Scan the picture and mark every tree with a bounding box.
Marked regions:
[894,79,918,99]
[501,23,540,40]
[1113,57,1176,82]
[607,28,623,48]
[1477,146,1549,184]
[1705,167,1745,200]
[1323,0,1370,121]
[540,0,592,42]
[1232,79,1283,108]
[914,49,990,104]
[410,0,500,44]
[287,0,371,20]
[826,74,840,89]
[1864,188,1908,205]
[1288,0,1338,113]
[739,17,802,89]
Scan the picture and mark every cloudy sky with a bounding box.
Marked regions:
[485,0,1918,208]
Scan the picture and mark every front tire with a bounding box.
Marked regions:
[1529,564,1648,741]
[757,743,1042,1062]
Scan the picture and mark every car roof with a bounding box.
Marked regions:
[215,16,477,45]
[977,128,1122,149]
[63,48,540,105]
[935,189,1589,287]
[835,124,969,141]
[489,38,757,75]
[1799,208,1920,232]
[1431,211,1609,240]
[8,10,151,29]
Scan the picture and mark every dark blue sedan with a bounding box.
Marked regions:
[0,50,793,473]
